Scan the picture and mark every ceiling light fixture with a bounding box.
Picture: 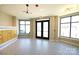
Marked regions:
[23,4,39,14]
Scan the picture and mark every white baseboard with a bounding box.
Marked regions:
[0,37,17,50]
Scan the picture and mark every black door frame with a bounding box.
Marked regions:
[36,20,50,40]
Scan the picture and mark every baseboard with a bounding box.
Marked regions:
[0,37,17,50]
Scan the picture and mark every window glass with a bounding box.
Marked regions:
[71,23,79,38]
[26,21,30,24]
[26,25,30,33]
[19,21,30,34]
[72,15,79,22]
[20,25,26,34]
[60,15,79,39]
[61,17,70,23]
[43,22,48,37]
[61,24,70,37]
[20,21,25,24]
[37,22,41,36]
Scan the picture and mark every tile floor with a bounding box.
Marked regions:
[0,38,79,55]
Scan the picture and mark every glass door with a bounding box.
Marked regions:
[36,20,49,39]
[43,21,49,38]
[36,22,42,38]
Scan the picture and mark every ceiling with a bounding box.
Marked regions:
[0,4,79,19]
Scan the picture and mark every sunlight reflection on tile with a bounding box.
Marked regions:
[36,40,42,50]
[19,39,31,49]
[42,40,48,49]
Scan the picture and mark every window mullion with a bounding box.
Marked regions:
[25,20,26,34]
[60,18,61,37]
[70,16,72,38]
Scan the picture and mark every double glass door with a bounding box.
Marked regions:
[36,20,49,39]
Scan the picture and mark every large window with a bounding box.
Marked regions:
[19,20,30,34]
[60,17,70,37]
[60,15,79,39]
[71,16,79,38]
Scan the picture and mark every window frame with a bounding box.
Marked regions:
[60,15,79,39]
[19,20,30,34]
[60,16,71,38]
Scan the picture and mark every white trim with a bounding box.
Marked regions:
[36,18,49,21]
[0,26,17,30]
[0,37,17,50]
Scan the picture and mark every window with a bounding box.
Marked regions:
[60,17,70,37]
[61,23,70,37]
[26,21,30,33]
[60,15,79,39]
[20,24,26,34]
[71,15,79,38]
[61,17,70,23]
[71,23,79,38]
[72,15,79,22]
[19,20,30,34]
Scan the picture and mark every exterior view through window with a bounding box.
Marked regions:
[19,20,30,34]
[60,15,79,38]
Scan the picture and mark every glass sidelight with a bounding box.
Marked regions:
[36,20,49,39]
